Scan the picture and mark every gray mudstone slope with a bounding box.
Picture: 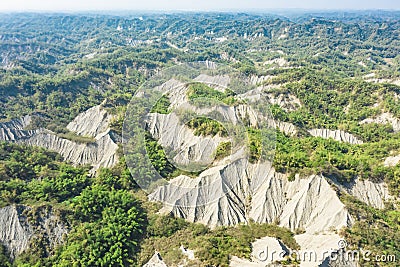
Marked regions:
[0,205,68,260]
[144,77,391,267]
[0,104,119,171]
[308,129,363,144]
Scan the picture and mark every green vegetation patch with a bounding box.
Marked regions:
[52,186,146,267]
[138,216,299,267]
[186,82,237,106]
[273,131,400,189]
[0,142,90,207]
[150,95,171,114]
[145,133,177,179]
[57,131,96,144]
[247,128,263,163]
[187,117,228,137]
[214,141,232,160]
[340,194,400,267]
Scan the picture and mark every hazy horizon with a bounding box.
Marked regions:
[1,0,399,12]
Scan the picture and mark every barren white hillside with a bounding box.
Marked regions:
[332,177,391,209]
[0,115,36,141]
[67,104,113,138]
[0,105,118,171]
[0,205,68,260]
[151,159,352,231]
[20,129,118,170]
[308,129,363,144]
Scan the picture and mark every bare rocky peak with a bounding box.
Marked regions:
[147,112,227,168]
[22,128,118,170]
[67,104,114,138]
[153,79,188,109]
[151,160,352,233]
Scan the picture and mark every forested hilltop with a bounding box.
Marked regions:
[0,11,399,266]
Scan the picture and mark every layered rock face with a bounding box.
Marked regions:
[332,177,391,209]
[21,129,118,170]
[0,105,118,171]
[308,129,363,144]
[0,205,68,260]
[150,161,352,233]
[67,104,113,138]
[0,115,36,141]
